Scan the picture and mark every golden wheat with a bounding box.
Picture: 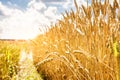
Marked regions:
[32,0,120,80]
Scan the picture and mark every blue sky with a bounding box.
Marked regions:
[0,0,29,10]
[0,0,117,39]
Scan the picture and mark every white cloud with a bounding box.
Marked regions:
[76,0,88,7]
[0,0,89,39]
[47,0,74,10]
[0,0,61,39]
[63,0,73,9]
[0,2,23,16]
[44,6,59,22]
[28,0,47,11]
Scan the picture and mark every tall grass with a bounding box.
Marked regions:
[0,41,21,80]
[33,0,120,80]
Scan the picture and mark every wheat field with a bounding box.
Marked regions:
[0,0,120,80]
[32,0,120,80]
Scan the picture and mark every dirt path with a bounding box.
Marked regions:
[15,50,43,80]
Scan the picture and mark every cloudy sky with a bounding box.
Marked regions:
[0,0,117,39]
